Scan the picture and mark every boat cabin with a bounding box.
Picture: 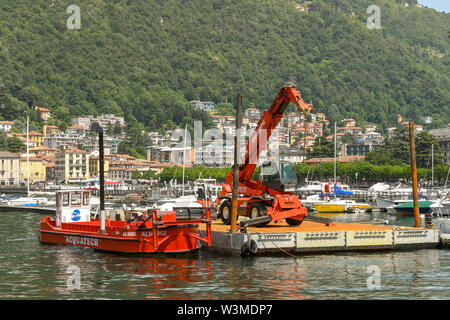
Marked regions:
[55,190,91,226]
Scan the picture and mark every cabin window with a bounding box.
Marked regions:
[71,192,82,206]
[83,192,89,206]
[63,193,69,207]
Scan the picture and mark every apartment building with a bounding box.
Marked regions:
[44,132,84,151]
[189,101,216,112]
[20,154,46,183]
[0,121,14,132]
[0,151,21,186]
[35,107,51,121]
[429,128,450,166]
[55,148,89,183]
[244,108,262,120]
[29,131,44,147]
[89,154,112,178]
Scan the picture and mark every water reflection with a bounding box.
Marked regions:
[0,211,449,299]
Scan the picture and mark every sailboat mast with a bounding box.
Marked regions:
[182,124,187,197]
[26,117,29,198]
[334,122,337,185]
[431,143,434,187]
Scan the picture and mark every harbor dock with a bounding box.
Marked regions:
[199,220,440,256]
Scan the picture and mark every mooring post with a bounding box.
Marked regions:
[231,94,243,232]
[99,125,106,232]
[92,122,106,233]
[408,122,421,228]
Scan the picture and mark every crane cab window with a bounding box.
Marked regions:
[262,162,280,183]
[279,163,297,184]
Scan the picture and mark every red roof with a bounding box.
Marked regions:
[116,154,136,160]
[210,115,234,119]
[36,107,51,112]
[29,131,43,136]
[30,146,55,151]
[339,126,362,130]
[68,125,88,130]
[58,148,88,154]
[304,155,365,164]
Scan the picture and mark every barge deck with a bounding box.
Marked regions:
[199,220,440,256]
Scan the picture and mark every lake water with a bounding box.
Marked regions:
[0,210,449,300]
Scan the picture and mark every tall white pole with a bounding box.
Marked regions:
[26,117,29,198]
[431,143,434,187]
[182,124,187,196]
[334,122,337,185]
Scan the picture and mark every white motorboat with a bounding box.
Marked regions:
[369,183,391,192]
[432,197,450,217]
[6,196,50,207]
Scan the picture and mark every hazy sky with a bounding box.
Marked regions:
[418,0,450,13]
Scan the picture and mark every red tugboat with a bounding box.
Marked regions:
[39,190,212,253]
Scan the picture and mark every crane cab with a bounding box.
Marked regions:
[260,161,297,193]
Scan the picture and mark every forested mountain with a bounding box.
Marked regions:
[0,0,448,132]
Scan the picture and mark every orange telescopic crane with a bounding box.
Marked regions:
[215,84,314,227]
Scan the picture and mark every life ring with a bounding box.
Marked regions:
[241,239,258,256]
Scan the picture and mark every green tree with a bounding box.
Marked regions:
[112,122,123,135]
[307,137,334,158]
[415,131,444,167]
[131,170,142,179]
[6,136,26,153]
[0,132,7,150]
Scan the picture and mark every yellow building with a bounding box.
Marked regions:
[43,125,59,138]
[29,131,44,147]
[20,155,46,183]
[89,155,112,178]
[55,148,89,183]
[35,106,51,121]
[30,145,56,156]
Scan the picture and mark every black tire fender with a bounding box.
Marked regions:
[241,239,258,256]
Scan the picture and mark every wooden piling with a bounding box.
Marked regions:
[230,94,243,232]
[408,122,421,228]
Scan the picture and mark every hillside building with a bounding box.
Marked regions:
[55,148,89,183]
[0,151,21,186]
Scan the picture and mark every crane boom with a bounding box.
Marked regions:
[238,85,313,184]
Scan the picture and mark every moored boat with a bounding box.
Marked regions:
[393,200,434,216]
[39,190,212,254]
[314,200,370,213]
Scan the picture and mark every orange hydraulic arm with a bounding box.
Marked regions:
[238,84,313,185]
